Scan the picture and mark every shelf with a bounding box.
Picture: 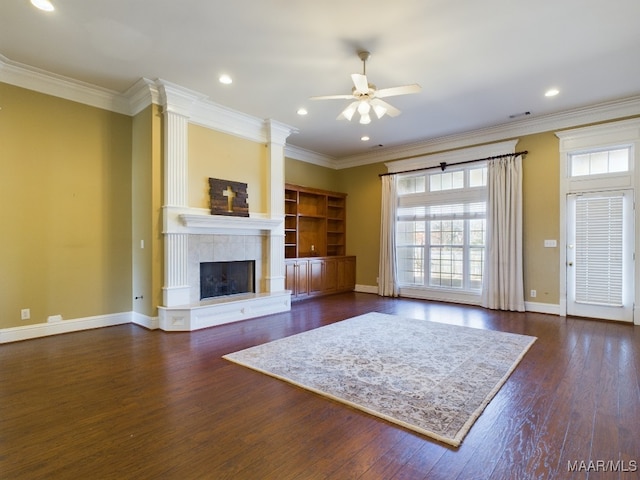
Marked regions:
[284,183,347,259]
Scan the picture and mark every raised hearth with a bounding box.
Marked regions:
[158,209,291,332]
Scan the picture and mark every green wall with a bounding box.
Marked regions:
[336,162,388,286]
[334,137,563,302]
[285,157,340,192]
[0,83,133,328]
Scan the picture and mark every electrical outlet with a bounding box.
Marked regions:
[21,308,30,320]
[530,290,537,298]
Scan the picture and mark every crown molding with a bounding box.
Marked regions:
[0,54,131,115]
[284,144,338,169]
[188,94,267,144]
[267,119,298,146]
[335,95,640,169]
[4,53,639,163]
[0,55,289,144]
[556,117,640,152]
[122,77,161,116]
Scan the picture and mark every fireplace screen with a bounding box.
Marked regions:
[200,260,255,300]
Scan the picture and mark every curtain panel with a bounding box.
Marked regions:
[481,155,525,311]
[378,174,400,297]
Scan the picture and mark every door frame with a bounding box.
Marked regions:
[565,190,634,322]
[557,119,640,325]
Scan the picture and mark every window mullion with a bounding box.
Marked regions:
[423,220,429,287]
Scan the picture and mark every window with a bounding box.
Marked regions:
[396,165,487,293]
[570,147,630,177]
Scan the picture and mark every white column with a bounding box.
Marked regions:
[265,119,294,292]
[158,81,202,306]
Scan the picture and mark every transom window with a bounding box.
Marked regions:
[569,147,630,177]
[396,165,487,292]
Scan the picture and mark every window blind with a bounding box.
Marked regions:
[574,194,624,306]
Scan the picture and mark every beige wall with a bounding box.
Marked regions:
[189,125,268,213]
[0,83,132,328]
[518,132,561,304]
[131,104,164,317]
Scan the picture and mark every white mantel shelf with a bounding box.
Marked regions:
[163,206,284,236]
[180,213,283,231]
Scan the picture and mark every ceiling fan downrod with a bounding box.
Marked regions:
[358,50,371,75]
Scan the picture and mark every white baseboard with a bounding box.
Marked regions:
[355,285,561,316]
[0,312,132,344]
[524,301,562,316]
[132,311,160,330]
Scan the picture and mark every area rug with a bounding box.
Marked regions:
[223,312,536,446]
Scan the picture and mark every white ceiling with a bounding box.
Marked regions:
[2,0,640,160]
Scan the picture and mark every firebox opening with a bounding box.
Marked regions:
[200,260,255,300]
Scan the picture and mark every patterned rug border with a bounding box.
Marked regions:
[223,312,537,446]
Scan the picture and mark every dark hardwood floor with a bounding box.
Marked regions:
[1,293,639,479]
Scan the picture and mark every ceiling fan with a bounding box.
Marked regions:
[310,50,421,125]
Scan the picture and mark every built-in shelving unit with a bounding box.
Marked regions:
[284,184,354,300]
[284,184,347,259]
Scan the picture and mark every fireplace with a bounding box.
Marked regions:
[200,260,255,300]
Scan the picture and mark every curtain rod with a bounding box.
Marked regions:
[378,150,529,177]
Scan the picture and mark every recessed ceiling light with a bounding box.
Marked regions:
[545,88,559,97]
[31,0,55,11]
[219,74,233,85]
[297,108,308,116]
[361,136,370,141]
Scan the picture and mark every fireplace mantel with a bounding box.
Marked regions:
[180,212,282,232]
[157,83,293,323]
[163,206,283,236]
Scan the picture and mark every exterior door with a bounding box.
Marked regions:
[566,190,634,322]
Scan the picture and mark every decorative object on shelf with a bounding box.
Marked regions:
[209,178,249,217]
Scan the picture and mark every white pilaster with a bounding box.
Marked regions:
[264,119,295,292]
[158,81,204,306]
[163,111,189,207]
[163,233,190,306]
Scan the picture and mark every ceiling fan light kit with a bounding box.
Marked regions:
[311,50,421,125]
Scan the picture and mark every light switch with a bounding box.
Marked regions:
[544,239,557,248]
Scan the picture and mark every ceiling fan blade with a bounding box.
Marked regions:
[351,73,369,95]
[370,98,401,118]
[310,94,355,100]
[337,101,360,121]
[375,84,422,98]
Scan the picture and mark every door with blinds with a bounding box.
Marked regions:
[566,190,634,322]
